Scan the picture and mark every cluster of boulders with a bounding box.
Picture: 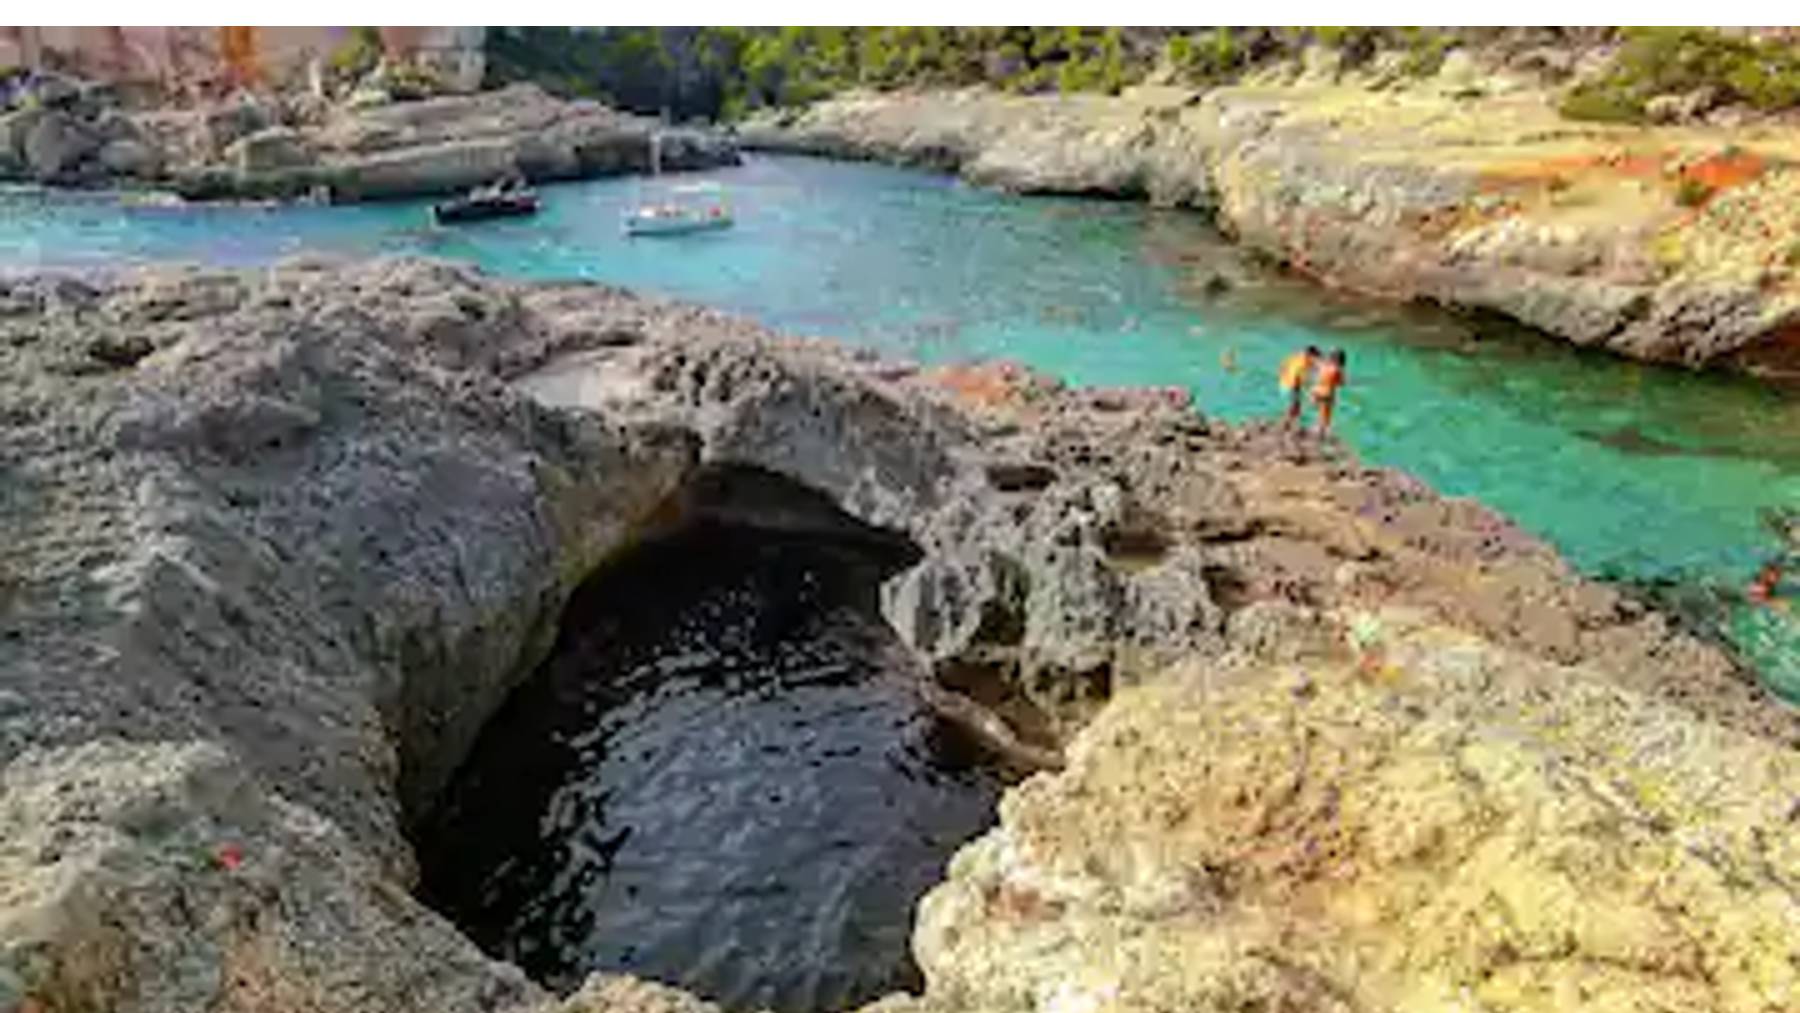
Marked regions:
[0,72,162,184]
[0,73,738,200]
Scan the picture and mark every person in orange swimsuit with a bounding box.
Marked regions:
[1278,345,1320,431]
[1313,348,1347,438]
[1748,560,1786,608]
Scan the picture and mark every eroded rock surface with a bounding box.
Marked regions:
[877,612,1800,1013]
[522,338,1788,764]
[744,85,1800,376]
[0,258,706,1012]
[1,257,1792,1012]
[0,83,738,201]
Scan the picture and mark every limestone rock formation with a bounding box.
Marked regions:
[0,259,697,1012]
[554,975,732,1013]
[20,111,99,183]
[879,611,1800,1013]
[744,86,1800,376]
[0,82,739,201]
[0,28,487,97]
[0,257,1791,1012]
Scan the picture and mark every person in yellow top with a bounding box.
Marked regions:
[1277,345,1320,431]
[1313,348,1347,438]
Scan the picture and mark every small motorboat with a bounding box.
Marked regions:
[432,183,539,225]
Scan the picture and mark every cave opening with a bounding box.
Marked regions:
[413,465,1006,1012]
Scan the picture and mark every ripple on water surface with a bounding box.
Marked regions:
[418,519,1004,1012]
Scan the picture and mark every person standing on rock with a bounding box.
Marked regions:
[1752,508,1799,609]
[1278,345,1320,431]
[1313,348,1347,438]
[1748,560,1788,610]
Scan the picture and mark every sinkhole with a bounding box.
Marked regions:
[415,466,1007,1012]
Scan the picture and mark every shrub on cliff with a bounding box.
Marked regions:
[1162,27,1458,87]
[1396,27,1453,76]
[483,26,1161,119]
[328,27,383,86]
[1674,176,1714,208]
[1562,28,1800,123]
[1166,29,1246,84]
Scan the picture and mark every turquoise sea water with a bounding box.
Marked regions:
[4,155,1795,689]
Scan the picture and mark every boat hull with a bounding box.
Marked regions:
[432,197,540,225]
[623,214,734,237]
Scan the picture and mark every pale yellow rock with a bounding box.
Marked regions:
[553,974,736,1013]
[894,612,1800,1013]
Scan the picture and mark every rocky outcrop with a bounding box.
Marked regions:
[744,85,1800,377]
[522,327,1789,763]
[0,81,739,200]
[0,258,711,1012]
[0,28,487,98]
[1,257,1792,1012]
[877,611,1800,1013]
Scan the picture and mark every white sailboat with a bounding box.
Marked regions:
[623,131,734,238]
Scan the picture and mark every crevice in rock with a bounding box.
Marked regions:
[1101,524,1173,572]
[985,460,1058,492]
[1203,562,1257,611]
[936,657,1063,765]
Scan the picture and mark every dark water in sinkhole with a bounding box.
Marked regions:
[416,515,1006,1012]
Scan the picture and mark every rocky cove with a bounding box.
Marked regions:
[0,80,738,201]
[2,256,1798,1013]
[742,80,1800,378]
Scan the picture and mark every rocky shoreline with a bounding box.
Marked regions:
[743,84,1800,379]
[2,257,1796,1012]
[0,81,738,202]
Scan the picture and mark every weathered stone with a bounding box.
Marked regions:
[553,974,732,1013]
[1434,47,1485,92]
[1297,43,1344,83]
[96,138,158,176]
[0,259,700,1011]
[1646,87,1720,124]
[0,106,41,172]
[21,111,97,180]
[227,125,316,173]
[899,614,1800,1013]
[90,108,141,142]
[195,95,275,154]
